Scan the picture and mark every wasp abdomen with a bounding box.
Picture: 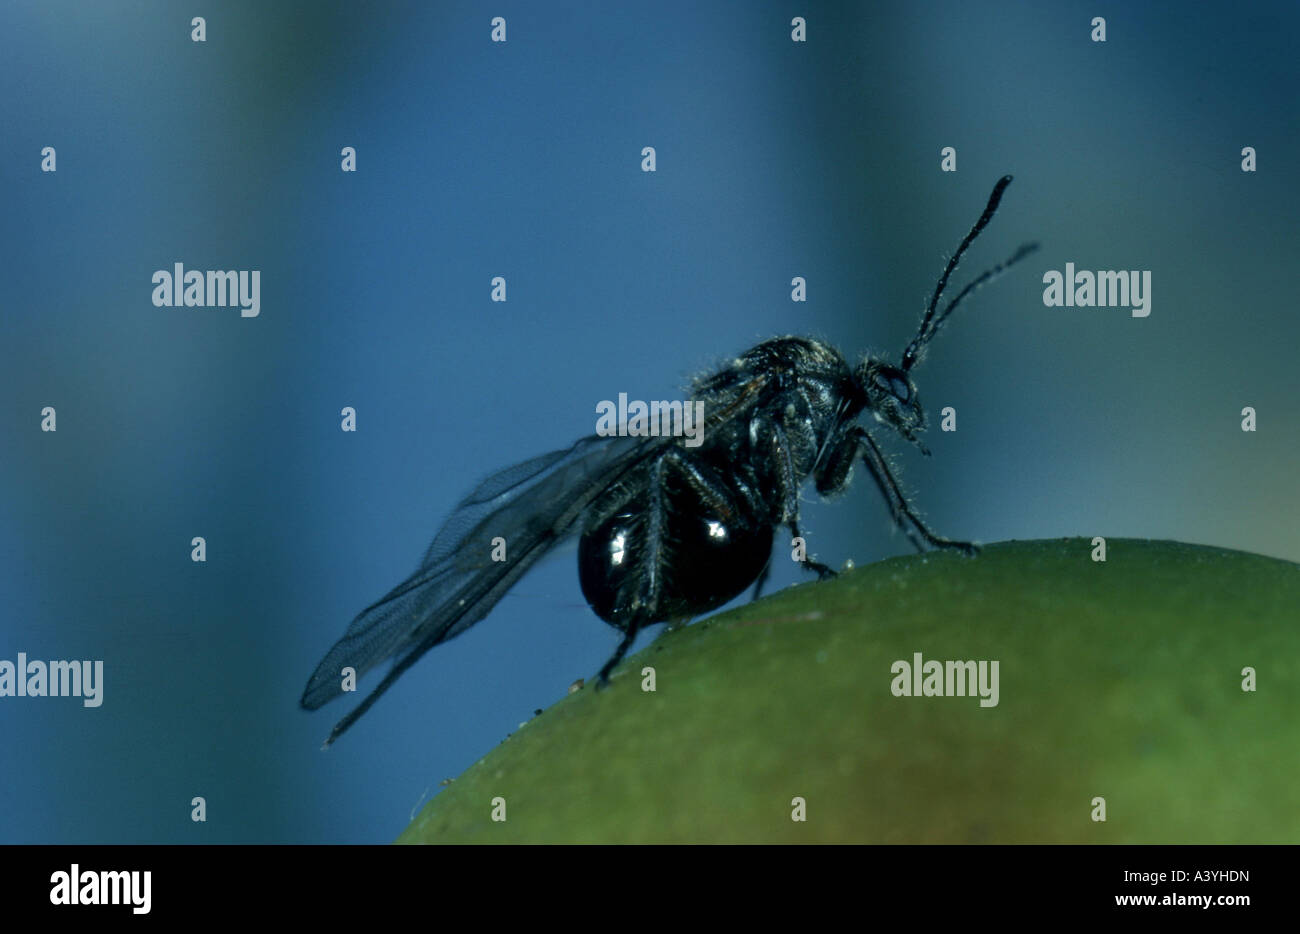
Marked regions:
[578,478,773,629]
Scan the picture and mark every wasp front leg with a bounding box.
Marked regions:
[855,427,977,555]
[817,425,976,555]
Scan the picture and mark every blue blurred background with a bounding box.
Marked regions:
[1,0,1296,842]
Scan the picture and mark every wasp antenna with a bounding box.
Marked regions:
[918,240,1041,352]
[902,175,1016,372]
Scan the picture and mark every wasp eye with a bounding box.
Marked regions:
[872,368,911,403]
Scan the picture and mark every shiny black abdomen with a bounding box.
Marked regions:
[578,467,773,629]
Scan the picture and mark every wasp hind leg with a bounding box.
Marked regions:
[595,616,643,687]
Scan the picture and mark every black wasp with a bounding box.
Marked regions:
[302,176,1037,746]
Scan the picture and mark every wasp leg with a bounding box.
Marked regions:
[754,415,836,581]
[596,615,642,687]
[854,427,978,555]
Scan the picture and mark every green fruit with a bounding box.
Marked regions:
[398,538,1299,844]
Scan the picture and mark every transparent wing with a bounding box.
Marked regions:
[301,432,666,745]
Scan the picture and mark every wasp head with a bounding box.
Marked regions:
[857,357,926,447]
